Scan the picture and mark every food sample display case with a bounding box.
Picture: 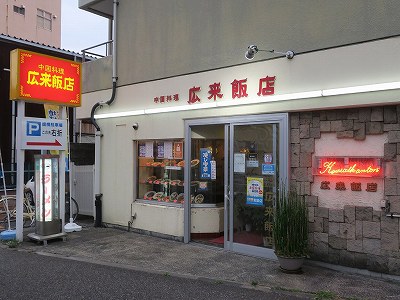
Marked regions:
[132,139,224,238]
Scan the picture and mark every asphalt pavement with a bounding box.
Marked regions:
[1,249,305,300]
[1,218,400,300]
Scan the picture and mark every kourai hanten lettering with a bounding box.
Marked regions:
[27,70,75,91]
[154,75,276,105]
[319,161,380,176]
[319,181,378,192]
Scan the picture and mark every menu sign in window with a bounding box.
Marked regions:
[200,148,212,179]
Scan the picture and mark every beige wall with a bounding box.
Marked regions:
[82,56,113,93]
[0,0,61,47]
[115,0,400,87]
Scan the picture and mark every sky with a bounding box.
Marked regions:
[61,0,108,54]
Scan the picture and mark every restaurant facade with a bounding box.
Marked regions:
[78,0,400,275]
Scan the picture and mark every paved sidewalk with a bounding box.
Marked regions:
[3,220,400,300]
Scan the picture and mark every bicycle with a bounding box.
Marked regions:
[0,195,13,229]
[0,191,79,229]
[0,192,35,228]
[24,176,79,223]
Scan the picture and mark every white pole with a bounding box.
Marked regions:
[11,101,16,185]
[79,120,82,143]
[64,107,82,232]
[15,101,25,241]
[59,107,66,231]
[94,129,102,224]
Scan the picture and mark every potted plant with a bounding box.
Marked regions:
[273,187,308,273]
[235,193,266,232]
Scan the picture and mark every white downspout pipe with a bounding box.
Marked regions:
[92,0,118,227]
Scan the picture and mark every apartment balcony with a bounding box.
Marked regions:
[82,42,113,93]
[79,0,113,19]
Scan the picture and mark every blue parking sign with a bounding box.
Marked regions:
[20,117,67,150]
[26,121,41,136]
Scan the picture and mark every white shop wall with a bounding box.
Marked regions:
[99,105,288,225]
[80,37,400,226]
[99,120,134,225]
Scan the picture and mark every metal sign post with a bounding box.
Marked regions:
[15,101,25,241]
[59,107,66,230]
[15,103,68,242]
[10,48,82,242]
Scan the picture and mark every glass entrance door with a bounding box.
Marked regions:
[227,123,279,258]
[188,124,225,246]
[184,114,288,259]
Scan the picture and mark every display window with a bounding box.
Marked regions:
[137,139,185,205]
[137,138,223,207]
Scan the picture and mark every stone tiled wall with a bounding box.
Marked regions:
[290,105,400,275]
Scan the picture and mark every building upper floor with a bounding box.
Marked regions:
[0,0,61,47]
[79,0,400,93]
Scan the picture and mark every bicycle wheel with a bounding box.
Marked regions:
[65,197,79,222]
[0,215,8,229]
[0,197,16,230]
[24,189,35,206]
[23,200,35,228]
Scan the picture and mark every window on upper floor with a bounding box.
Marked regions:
[37,8,52,31]
[13,5,25,16]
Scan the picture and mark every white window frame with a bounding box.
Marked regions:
[37,8,52,31]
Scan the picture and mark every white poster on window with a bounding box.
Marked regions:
[164,141,173,159]
[211,160,216,180]
[139,143,146,157]
[145,141,154,158]
[234,153,245,173]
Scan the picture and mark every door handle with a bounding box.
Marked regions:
[224,185,230,203]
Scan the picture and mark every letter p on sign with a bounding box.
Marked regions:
[26,121,41,136]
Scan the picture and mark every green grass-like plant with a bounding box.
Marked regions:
[314,290,337,300]
[251,280,258,286]
[273,187,308,257]
[4,239,20,248]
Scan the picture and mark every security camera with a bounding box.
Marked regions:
[245,45,258,60]
[245,45,295,60]
[132,123,139,130]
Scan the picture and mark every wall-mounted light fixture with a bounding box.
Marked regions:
[245,45,295,60]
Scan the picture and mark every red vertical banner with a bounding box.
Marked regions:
[173,142,183,159]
